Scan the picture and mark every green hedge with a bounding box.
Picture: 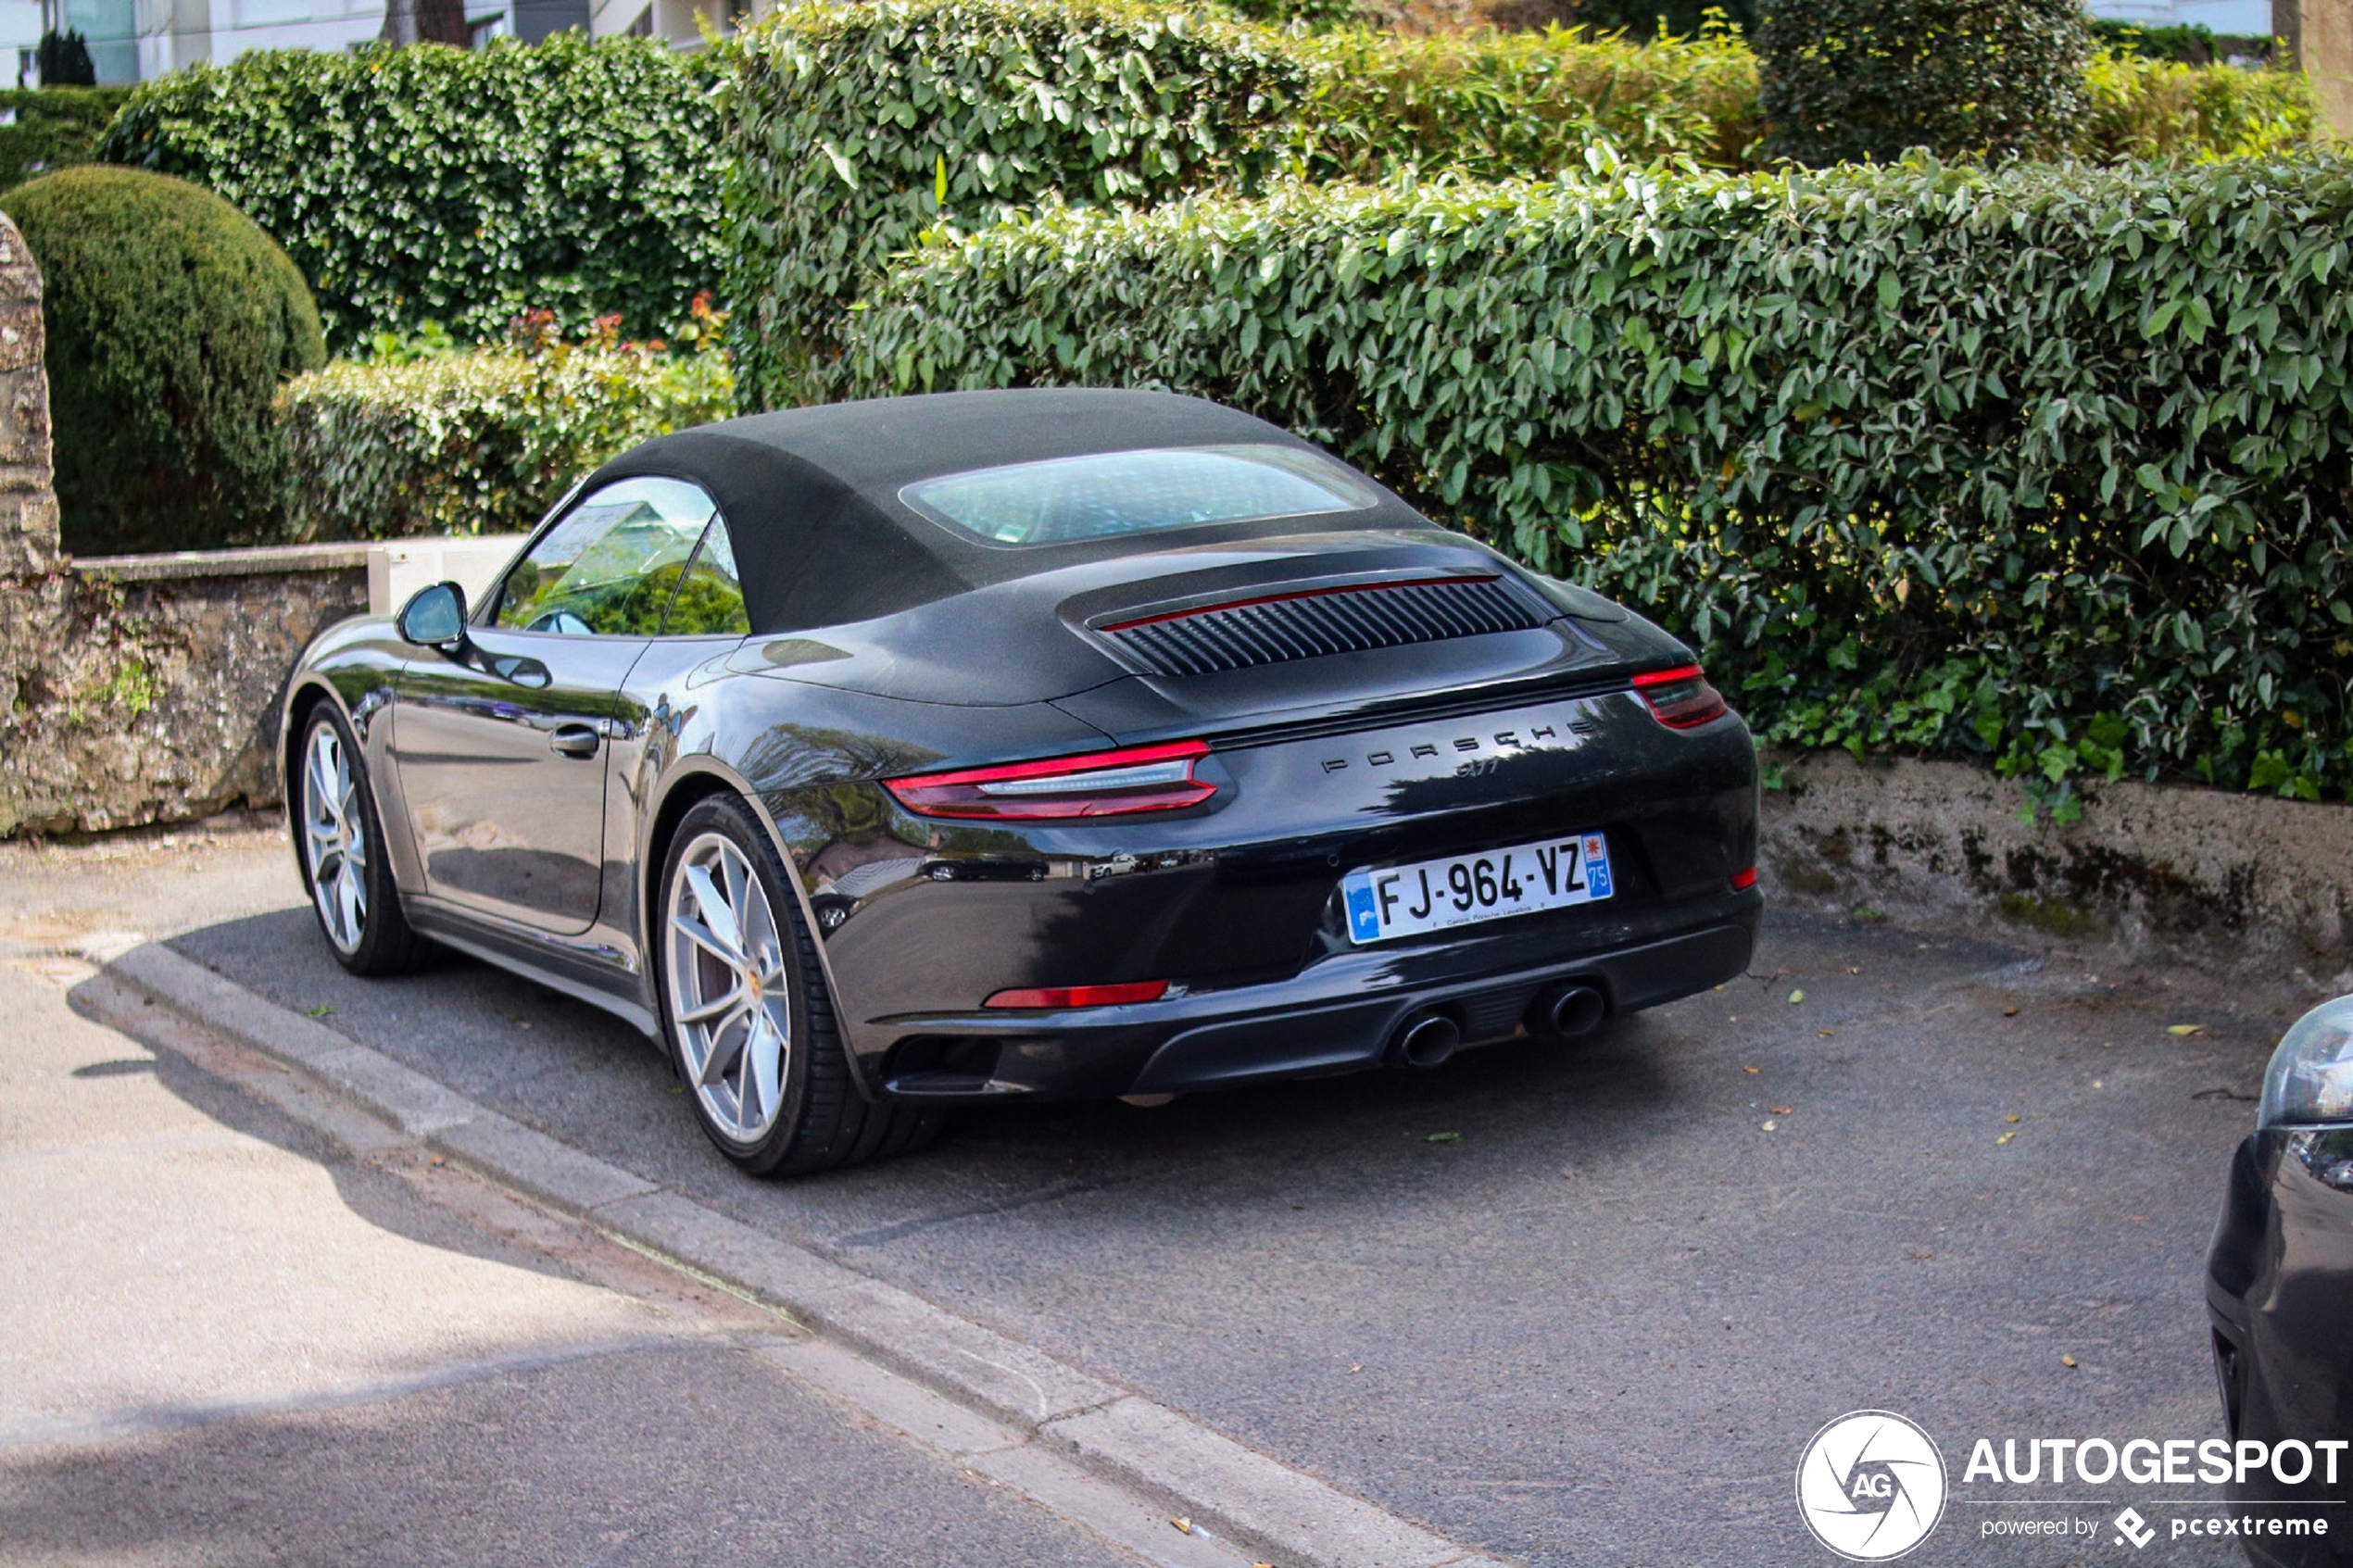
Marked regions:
[0,87,132,188]
[720,0,1308,409]
[2080,47,2315,160]
[98,36,724,354]
[1291,23,1762,178]
[830,157,2353,807]
[279,320,733,542]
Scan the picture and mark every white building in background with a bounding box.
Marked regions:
[4,0,609,83]
[584,0,745,49]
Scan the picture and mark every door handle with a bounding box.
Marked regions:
[548,723,601,759]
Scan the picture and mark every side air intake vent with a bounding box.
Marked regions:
[1094,576,1546,678]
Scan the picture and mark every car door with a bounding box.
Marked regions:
[390,477,719,935]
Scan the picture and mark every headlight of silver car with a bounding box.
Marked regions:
[2259,994,2353,1129]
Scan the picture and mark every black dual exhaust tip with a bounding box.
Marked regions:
[1385,983,1608,1071]
[1529,982,1606,1040]
[1387,1010,1464,1070]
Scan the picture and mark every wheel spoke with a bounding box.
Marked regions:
[747,1006,784,1127]
[336,865,364,944]
[699,1010,751,1086]
[678,985,745,1026]
[670,909,741,970]
[681,864,747,962]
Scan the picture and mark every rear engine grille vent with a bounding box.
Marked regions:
[1096,576,1545,678]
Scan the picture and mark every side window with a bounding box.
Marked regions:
[660,516,751,637]
[493,477,716,636]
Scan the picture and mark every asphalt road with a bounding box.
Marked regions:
[124,827,2306,1568]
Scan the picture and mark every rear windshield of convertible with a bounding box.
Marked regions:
[900,444,1378,546]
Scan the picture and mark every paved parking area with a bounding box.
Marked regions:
[5,816,2308,1565]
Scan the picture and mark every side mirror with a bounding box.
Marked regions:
[397,581,468,649]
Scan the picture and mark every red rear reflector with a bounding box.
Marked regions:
[884,740,1214,820]
[1730,865,1758,890]
[985,980,1170,1010]
[1630,664,1729,730]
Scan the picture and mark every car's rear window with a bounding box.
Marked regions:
[900,444,1378,546]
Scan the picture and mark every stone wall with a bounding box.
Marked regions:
[1761,750,2353,979]
[2,547,368,836]
[0,206,372,838]
[0,210,56,579]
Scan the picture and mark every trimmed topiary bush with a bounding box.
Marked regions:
[1,166,325,556]
[1755,0,2091,164]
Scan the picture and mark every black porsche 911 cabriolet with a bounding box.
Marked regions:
[283,389,1759,1173]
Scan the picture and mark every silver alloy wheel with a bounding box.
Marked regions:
[301,721,369,955]
[665,831,792,1142]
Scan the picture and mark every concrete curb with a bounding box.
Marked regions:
[92,938,1511,1568]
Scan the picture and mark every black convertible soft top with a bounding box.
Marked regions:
[575,388,1423,635]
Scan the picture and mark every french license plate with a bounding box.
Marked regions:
[1341,833,1614,944]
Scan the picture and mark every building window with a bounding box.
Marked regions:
[625,5,650,33]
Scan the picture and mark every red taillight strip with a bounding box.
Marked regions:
[1096,575,1500,633]
[986,980,1169,1010]
[1730,865,1758,890]
[890,738,1208,792]
[1630,664,1705,689]
[883,739,1216,820]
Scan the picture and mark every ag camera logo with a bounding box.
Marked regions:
[1797,1411,1949,1561]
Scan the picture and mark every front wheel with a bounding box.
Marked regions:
[657,795,940,1175]
[293,704,422,976]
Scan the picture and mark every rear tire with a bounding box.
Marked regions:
[656,795,941,1176]
[293,703,422,977]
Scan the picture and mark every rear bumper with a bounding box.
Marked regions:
[874,895,1757,1101]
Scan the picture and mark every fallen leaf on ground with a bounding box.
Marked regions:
[2168,1023,2204,1036]
[1426,1131,1461,1143]
[1742,1063,1761,1073]
[1768,1107,1793,1116]
[2004,1006,2020,1017]
[2060,1355,2079,1368]
[2005,1114,2021,1123]
[1996,1130,2017,1145]
[1788,989,1806,1004]
[1170,1518,1193,1536]
[306,1004,335,1018]
[1819,1028,1836,1036]
[1760,1119,1780,1131]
